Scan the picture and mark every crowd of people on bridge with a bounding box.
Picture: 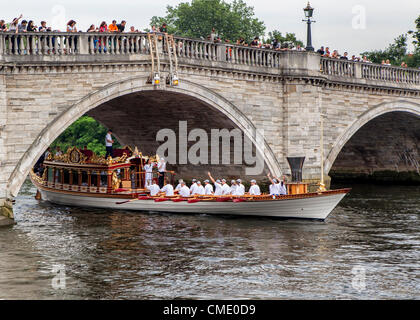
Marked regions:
[1,15,413,68]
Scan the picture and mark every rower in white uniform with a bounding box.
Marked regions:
[192,181,205,195]
[221,179,231,195]
[207,172,223,196]
[230,180,238,195]
[204,180,214,195]
[235,179,245,196]
[178,181,191,198]
[160,178,174,196]
[147,180,161,196]
[175,179,184,192]
[248,179,261,195]
[189,179,198,195]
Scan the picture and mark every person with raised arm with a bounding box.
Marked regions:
[267,172,280,196]
[207,172,223,196]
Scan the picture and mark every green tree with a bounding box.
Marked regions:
[265,30,304,48]
[360,34,408,65]
[150,0,266,43]
[408,15,420,47]
[50,116,121,156]
[361,14,420,68]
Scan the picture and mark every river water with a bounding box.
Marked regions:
[0,180,419,299]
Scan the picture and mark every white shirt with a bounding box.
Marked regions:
[269,183,280,195]
[147,184,161,196]
[190,183,198,195]
[175,183,182,191]
[161,184,174,196]
[144,164,153,173]
[157,160,166,173]
[192,185,205,195]
[235,184,245,196]
[214,183,223,196]
[105,133,113,147]
[249,185,261,195]
[179,185,190,197]
[231,185,237,195]
[221,184,231,195]
[204,184,214,195]
[279,182,287,195]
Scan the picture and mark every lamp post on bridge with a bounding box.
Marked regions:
[303,2,315,51]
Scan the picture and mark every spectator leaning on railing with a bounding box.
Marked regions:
[0,20,7,31]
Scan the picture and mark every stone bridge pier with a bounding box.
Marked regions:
[0,32,419,222]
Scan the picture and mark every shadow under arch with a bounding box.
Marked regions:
[325,100,420,174]
[7,76,282,197]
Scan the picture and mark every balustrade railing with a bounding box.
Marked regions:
[360,62,420,84]
[321,57,420,85]
[1,32,419,86]
[0,32,151,56]
[320,57,356,77]
[0,31,284,69]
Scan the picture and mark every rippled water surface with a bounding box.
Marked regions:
[0,181,419,299]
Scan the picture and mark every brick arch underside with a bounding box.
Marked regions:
[331,111,420,174]
[87,90,267,179]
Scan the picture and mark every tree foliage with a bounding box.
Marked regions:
[361,34,409,65]
[150,0,266,43]
[265,30,304,48]
[50,116,121,156]
[362,14,420,68]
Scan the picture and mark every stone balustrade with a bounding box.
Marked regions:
[321,57,420,85]
[1,32,420,87]
[0,32,151,56]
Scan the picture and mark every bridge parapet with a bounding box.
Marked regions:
[321,57,420,85]
[0,32,420,90]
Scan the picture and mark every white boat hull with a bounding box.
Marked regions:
[39,188,348,220]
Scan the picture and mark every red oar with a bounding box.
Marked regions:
[172,198,188,202]
[116,195,151,205]
[233,198,247,203]
[116,198,140,205]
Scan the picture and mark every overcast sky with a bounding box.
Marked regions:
[1,0,419,55]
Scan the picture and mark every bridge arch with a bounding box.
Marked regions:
[325,100,420,174]
[7,76,281,197]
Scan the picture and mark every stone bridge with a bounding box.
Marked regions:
[0,32,419,220]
